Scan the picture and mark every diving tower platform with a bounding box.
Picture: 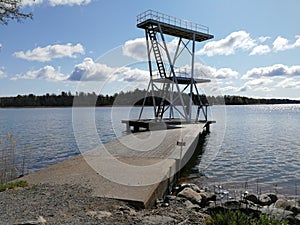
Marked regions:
[137,10,214,42]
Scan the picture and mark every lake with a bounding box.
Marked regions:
[0,105,299,196]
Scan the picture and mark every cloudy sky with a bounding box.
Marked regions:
[0,0,300,99]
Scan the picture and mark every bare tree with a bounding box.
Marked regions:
[0,0,32,25]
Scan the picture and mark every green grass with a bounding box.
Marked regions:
[0,180,29,192]
[205,209,288,225]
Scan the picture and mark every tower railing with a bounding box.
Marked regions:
[137,9,209,34]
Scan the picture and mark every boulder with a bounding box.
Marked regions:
[267,193,278,204]
[259,194,273,206]
[184,199,201,210]
[223,200,240,209]
[294,214,300,223]
[175,183,201,194]
[274,198,300,214]
[86,210,112,219]
[177,187,202,205]
[261,206,294,221]
[119,206,137,216]
[96,211,112,220]
[245,194,260,204]
[142,215,177,225]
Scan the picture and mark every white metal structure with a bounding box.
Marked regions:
[137,10,214,123]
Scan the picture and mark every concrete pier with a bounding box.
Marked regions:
[21,122,208,208]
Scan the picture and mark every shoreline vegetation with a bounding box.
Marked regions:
[1,89,300,108]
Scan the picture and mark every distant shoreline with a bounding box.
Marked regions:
[1,102,300,109]
[1,90,300,108]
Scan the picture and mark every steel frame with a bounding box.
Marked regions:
[137,11,213,123]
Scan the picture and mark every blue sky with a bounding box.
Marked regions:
[0,0,300,99]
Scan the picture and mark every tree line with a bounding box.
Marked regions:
[0,89,299,107]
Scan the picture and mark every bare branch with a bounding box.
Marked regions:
[0,0,32,25]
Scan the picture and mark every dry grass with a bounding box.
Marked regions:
[0,133,31,184]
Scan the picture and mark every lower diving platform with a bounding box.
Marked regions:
[122,118,216,133]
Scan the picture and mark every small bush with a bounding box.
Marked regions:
[205,209,288,225]
[0,180,29,192]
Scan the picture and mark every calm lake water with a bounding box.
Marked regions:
[0,105,299,196]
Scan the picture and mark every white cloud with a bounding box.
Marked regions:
[197,30,256,57]
[21,0,91,6]
[242,64,300,79]
[250,45,271,55]
[122,37,183,61]
[273,35,300,51]
[215,78,273,94]
[115,67,149,82]
[21,0,43,6]
[122,38,147,61]
[179,63,238,80]
[212,85,245,94]
[48,0,91,6]
[276,78,300,89]
[12,66,67,81]
[258,36,271,43]
[68,58,115,81]
[68,57,149,82]
[14,43,85,62]
[212,67,239,79]
[254,87,273,92]
[244,78,273,87]
[0,67,6,79]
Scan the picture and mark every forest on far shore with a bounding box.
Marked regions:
[0,89,299,107]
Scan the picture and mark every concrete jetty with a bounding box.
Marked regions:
[21,122,208,208]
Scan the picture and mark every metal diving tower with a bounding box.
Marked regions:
[138,10,213,122]
[123,10,214,132]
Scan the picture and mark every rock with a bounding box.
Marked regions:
[14,221,41,225]
[166,195,177,201]
[119,206,136,215]
[274,198,300,214]
[177,187,202,205]
[259,194,272,206]
[86,210,112,219]
[174,183,201,195]
[185,183,201,193]
[183,199,201,210]
[295,214,300,222]
[267,193,278,204]
[199,192,217,206]
[223,200,240,209]
[86,210,98,217]
[142,215,177,225]
[96,211,112,219]
[245,194,260,204]
[261,206,294,221]
[15,216,47,225]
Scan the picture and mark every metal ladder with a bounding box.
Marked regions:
[147,25,167,78]
[156,82,170,119]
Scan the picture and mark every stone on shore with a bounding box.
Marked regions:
[177,187,202,205]
[142,215,177,224]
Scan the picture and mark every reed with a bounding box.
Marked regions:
[0,133,31,185]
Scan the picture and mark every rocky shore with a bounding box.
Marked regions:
[0,182,299,224]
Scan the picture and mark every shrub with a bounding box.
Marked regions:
[205,209,288,225]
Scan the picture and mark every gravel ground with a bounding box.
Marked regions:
[0,183,208,225]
